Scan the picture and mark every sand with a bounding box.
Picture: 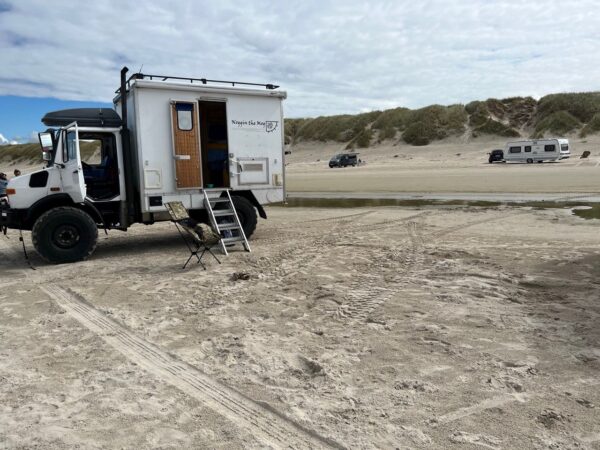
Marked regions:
[1,204,599,448]
[285,136,600,194]
[1,136,599,448]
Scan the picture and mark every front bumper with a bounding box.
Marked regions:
[0,203,26,230]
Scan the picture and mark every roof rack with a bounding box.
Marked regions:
[116,72,279,94]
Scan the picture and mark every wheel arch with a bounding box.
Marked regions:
[230,190,267,219]
[25,195,103,229]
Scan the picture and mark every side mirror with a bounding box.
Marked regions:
[38,132,54,161]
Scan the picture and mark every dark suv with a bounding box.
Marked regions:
[329,153,358,168]
[488,149,504,163]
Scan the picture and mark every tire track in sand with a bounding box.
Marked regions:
[333,210,525,322]
[42,285,341,450]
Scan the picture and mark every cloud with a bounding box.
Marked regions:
[0,0,599,118]
[0,131,36,144]
[0,133,18,145]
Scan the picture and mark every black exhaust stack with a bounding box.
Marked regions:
[120,66,128,130]
[118,66,140,226]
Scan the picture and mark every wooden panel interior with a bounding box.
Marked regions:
[171,103,202,189]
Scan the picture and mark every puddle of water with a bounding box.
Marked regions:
[280,197,503,208]
[274,197,600,221]
[572,205,600,220]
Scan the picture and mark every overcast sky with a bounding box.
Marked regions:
[1,0,599,139]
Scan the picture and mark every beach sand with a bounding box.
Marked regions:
[285,136,600,194]
[1,204,599,448]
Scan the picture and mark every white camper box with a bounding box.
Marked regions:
[116,76,287,219]
[504,138,570,163]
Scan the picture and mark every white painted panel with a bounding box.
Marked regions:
[144,169,162,189]
[238,157,269,185]
[131,85,284,212]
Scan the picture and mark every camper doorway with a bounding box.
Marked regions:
[198,100,229,188]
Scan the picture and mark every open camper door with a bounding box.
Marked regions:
[171,101,202,189]
[61,122,87,203]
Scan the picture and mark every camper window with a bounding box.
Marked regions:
[524,146,532,152]
[509,146,521,153]
[176,103,194,131]
[544,144,556,152]
[561,144,569,151]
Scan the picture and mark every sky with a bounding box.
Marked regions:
[1,0,599,142]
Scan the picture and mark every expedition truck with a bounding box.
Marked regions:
[0,68,286,263]
[503,138,570,163]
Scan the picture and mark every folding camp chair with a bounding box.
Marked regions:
[164,201,222,270]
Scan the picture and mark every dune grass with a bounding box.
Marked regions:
[0,141,99,167]
[536,92,600,124]
[580,112,600,137]
[5,92,600,167]
[533,111,581,138]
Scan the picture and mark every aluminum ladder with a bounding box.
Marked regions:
[202,189,251,255]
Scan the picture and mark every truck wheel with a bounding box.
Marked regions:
[32,207,98,264]
[230,196,257,238]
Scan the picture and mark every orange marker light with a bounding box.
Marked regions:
[6,188,16,195]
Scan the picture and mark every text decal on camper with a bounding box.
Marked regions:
[231,119,278,133]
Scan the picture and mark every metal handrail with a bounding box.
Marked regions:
[115,72,279,93]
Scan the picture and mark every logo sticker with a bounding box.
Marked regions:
[265,121,278,133]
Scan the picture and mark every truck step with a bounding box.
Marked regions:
[213,209,234,217]
[217,223,240,231]
[222,236,245,244]
[209,198,230,203]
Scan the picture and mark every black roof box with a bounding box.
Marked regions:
[42,108,122,127]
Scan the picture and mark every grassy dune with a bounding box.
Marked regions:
[3,92,600,166]
[0,141,99,168]
[285,92,600,148]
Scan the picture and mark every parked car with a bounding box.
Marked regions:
[488,149,504,163]
[329,152,359,168]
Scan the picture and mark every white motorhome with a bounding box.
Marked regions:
[504,138,570,163]
[1,68,286,263]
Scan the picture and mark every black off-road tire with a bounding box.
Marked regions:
[32,207,98,264]
[230,196,258,238]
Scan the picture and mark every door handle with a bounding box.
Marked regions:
[229,158,243,172]
[73,169,79,174]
